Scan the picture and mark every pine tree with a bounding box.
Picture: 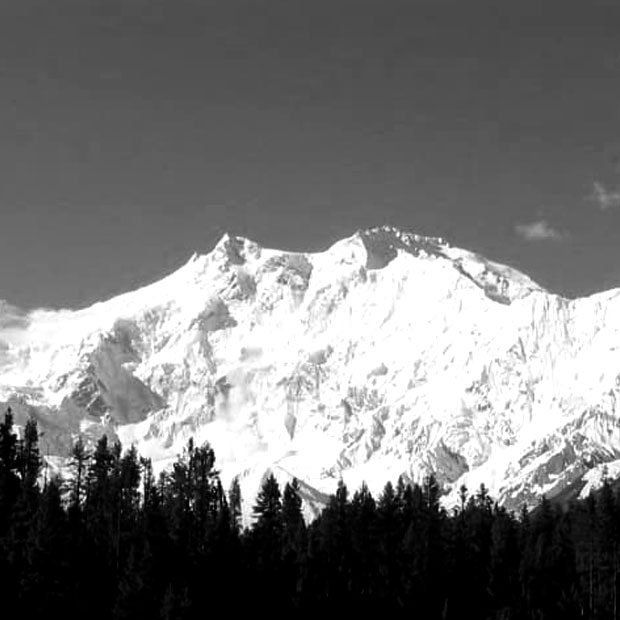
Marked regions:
[83,435,118,620]
[85,435,116,540]
[598,478,619,619]
[22,476,69,618]
[5,416,43,614]
[162,451,190,550]
[228,475,242,533]
[350,482,379,611]
[282,478,304,546]
[253,472,283,543]
[281,478,306,609]
[119,446,141,529]
[18,417,42,495]
[520,497,579,619]
[421,474,447,619]
[488,505,520,616]
[252,473,282,539]
[377,481,400,608]
[69,436,89,520]
[187,440,219,549]
[0,408,19,533]
[138,456,171,620]
[315,478,352,611]
[249,472,284,607]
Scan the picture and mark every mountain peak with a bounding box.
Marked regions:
[211,232,263,266]
[350,225,450,269]
[332,225,543,303]
[356,224,449,246]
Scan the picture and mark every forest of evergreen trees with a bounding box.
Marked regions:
[2,407,620,619]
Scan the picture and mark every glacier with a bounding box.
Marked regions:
[1,225,620,516]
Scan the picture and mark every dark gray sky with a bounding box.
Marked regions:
[2,0,620,309]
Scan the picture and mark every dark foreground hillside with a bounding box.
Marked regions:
[1,408,618,620]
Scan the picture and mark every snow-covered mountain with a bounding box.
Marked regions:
[2,226,620,515]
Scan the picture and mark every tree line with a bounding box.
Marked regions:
[1,407,620,619]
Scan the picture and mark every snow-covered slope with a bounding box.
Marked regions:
[1,226,619,514]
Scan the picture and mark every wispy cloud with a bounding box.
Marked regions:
[514,219,565,242]
[0,303,78,350]
[592,181,620,211]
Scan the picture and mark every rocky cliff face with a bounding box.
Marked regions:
[2,226,620,515]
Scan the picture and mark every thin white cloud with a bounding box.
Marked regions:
[0,302,29,345]
[514,219,565,242]
[0,301,28,330]
[0,303,78,349]
[592,181,620,211]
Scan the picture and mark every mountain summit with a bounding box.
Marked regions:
[1,226,619,514]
